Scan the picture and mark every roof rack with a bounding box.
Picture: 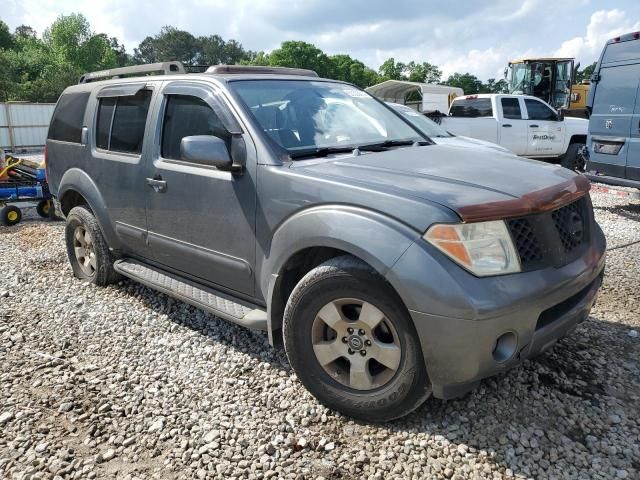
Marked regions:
[206,65,319,77]
[79,62,186,84]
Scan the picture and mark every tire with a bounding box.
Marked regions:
[283,255,431,422]
[64,205,120,286]
[36,199,52,218]
[561,143,585,172]
[1,205,22,226]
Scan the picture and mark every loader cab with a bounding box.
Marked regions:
[507,58,574,111]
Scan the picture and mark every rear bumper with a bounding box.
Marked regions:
[389,223,606,400]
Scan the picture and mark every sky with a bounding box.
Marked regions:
[3,0,640,81]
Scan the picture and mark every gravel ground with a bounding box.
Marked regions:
[1,187,639,480]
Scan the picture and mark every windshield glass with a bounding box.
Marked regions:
[230,80,424,153]
[389,104,452,137]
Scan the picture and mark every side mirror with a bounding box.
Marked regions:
[180,135,233,170]
[556,108,565,121]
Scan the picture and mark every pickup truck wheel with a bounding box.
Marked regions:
[561,143,585,172]
[283,256,431,422]
[64,205,120,286]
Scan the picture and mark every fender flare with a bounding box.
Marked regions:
[57,168,121,250]
[259,205,424,341]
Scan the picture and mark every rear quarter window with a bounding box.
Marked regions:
[48,92,90,143]
[450,98,493,117]
[602,39,640,64]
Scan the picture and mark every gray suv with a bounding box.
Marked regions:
[46,62,606,422]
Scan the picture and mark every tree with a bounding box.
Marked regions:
[14,25,37,39]
[406,61,442,83]
[444,72,484,94]
[378,58,406,81]
[267,41,334,78]
[483,78,508,93]
[576,62,596,83]
[134,26,199,65]
[0,20,14,50]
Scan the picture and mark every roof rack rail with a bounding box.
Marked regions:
[79,61,186,84]
[206,65,319,77]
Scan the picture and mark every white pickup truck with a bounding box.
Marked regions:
[438,94,588,170]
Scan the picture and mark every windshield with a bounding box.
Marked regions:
[388,104,452,137]
[230,80,425,154]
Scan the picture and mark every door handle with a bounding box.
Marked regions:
[529,124,539,128]
[502,124,512,128]
[146,176,167,193]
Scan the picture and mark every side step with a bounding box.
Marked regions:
[113,259,267,330]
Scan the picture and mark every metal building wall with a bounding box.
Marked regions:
[0,103,56,150]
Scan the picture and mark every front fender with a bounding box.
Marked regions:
[58,168,121,250]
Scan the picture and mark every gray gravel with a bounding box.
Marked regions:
[1,186,639,479]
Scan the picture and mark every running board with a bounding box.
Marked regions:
[113,259,267,330]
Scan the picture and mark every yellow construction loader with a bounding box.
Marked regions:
[506,58,590,118]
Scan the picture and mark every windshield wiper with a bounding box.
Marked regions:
[356,139,430,151]
[288,146,356,160]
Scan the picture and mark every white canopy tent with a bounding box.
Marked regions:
[365,80,463,113]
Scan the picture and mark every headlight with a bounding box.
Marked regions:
[423,220,521,276]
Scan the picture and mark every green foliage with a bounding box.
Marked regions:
[444,72,484,94]
[267,41,334,78]
[0,20,14,50]
[576,62,596,83]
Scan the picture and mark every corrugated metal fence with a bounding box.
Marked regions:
[0,102,55,150]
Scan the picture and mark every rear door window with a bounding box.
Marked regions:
[524,99,557,120]
[501,98,522,119]
[95,90,152,154]
[602,40,640,64]
[161,95,230,161]
[592,63,640,115]
[449,98,493,117]
[48,92,90,143]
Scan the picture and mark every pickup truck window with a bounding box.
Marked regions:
[95,90,152,154]
[48,92,90,143]
[449,98,493,118]
[501,98,522,119]
[524,99,557,121]
[231,80,423,154]
[161,95,230,160]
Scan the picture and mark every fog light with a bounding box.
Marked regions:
[492,332,517,363]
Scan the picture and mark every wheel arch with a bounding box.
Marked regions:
[261,205,422,346]
[58,168,121,250]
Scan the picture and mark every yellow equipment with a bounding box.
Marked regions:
[506,58,590,118]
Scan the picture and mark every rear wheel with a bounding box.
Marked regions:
[36,199,52,218]
[65,205,120,286]
[561,143,585,172]
[283,256,431,422]
[1,205,22,226]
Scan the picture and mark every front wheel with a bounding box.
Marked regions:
[283,256,431,422]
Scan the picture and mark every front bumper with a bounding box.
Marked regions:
[387,223,606,400]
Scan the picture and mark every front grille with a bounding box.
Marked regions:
[506,196,592,272]
[507,218,543,268]
[552,197,589,254]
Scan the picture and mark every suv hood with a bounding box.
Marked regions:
[293,144,585,221]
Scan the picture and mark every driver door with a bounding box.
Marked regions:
[144,82,257,296]
[524,98,565,156]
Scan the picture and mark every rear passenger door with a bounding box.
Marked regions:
[524,98,565,157]
[497,97,528,155]
[628,74,640,181]
[144,82,257,297]
[91,84,155,257]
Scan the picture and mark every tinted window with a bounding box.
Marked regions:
[592,63,640,115]
[524,99,557,120]
[602,39,640,64]
[48,92,90,143]
[96,98,116,150]
[501,98,522,119]
[110,91,152,153]
[161,95,230,160]
[449,98,493,117]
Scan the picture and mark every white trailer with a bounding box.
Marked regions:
[366,80,463,113]
[0,102,55,150]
